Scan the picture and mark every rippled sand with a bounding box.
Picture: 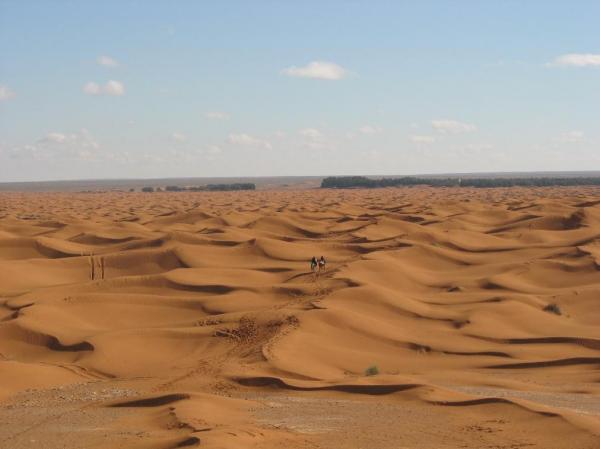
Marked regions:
[1,187,599,448]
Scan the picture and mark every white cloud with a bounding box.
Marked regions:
[11,129,100,161]
[83,82,101,95]
[43,129,100,150]
[6,144,39,160]
[410,135,436,144]
[208,145,222,154]
[140,153,164,164]
[83,80,125,96]
[97,55,119,67]
[206,145,222,160]
[171,132,186,142]
[41,132,68,144]
[0,85,15,101]
[359,125,382,134]
[104,80,125,96]
[298,128,334,150]
[282,61,347,80]
[228,133,272,149]
[550,54,600,67]
[205,111,230,120]
[299,128,323,139]
[558,130,584,143]
[431,119,477,134]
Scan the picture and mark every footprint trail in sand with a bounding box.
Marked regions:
[0,187,599,448]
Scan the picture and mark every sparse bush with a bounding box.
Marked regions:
[452,319,470,329]
[543,303,562,315]
[141,186,154,192]
[365,365,379,376]
[321,175,600,189]
[151,183,256,192]
[206,183,256,191]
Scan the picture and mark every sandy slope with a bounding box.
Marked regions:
[0,187,599,449]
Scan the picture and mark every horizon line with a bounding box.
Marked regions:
[3,170,600,186]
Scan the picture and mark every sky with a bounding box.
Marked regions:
[0,0,599,182]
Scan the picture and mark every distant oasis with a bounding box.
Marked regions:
[321,176,600,189]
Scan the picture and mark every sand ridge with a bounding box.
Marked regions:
[0,187,599,448]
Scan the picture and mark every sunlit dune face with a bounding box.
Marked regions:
[1,186,600,448]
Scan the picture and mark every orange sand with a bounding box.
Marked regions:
[0,187,599,448]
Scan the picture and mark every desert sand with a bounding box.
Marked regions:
[0,186,599,449]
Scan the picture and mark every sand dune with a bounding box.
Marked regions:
[0,187,599,448]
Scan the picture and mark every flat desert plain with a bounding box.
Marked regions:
[0,187,599,449]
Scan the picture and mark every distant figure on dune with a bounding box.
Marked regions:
[310,256,318,273]
[319,255,326,272]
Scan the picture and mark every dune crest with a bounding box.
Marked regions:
[1,187,599,448]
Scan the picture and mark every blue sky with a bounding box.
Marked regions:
[0,1,599,182]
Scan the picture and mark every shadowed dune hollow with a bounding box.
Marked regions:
[0,187,599,449]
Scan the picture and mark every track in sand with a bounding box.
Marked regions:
[0,187,599,448]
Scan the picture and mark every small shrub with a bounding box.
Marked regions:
[365,365,379,376]
[141,186,154,193]
[543,303,562,315]
[453,319,470,329]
